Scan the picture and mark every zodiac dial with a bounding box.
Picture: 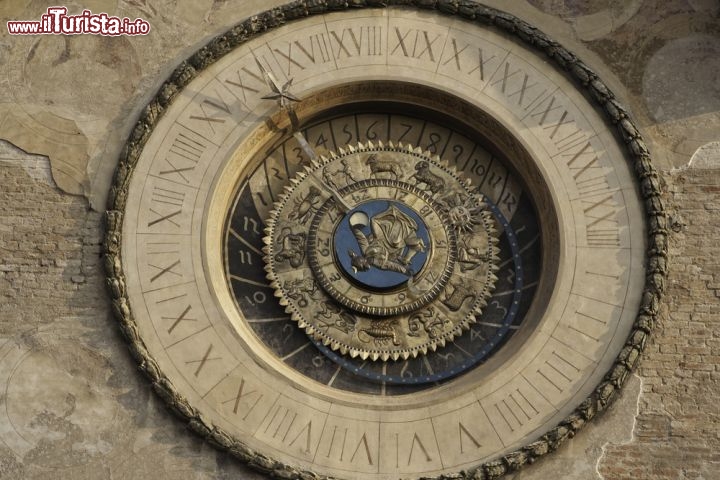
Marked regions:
[264,142,499,361]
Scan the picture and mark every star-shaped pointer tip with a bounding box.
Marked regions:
[255,57,301,111]
[254,55,322,166]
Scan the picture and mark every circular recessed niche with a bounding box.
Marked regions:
[220,82,553,390]
[107,5,663,480]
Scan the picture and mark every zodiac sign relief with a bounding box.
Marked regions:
[274,228,306,268]
[441,192,486,233]
[412,160,445,195]
[315,301,356,335]
[322,159,357,190]
[458,234,491,273]
[283,277,319,307]
[366,154,402,180]
[347,205,426,276]
[408,307,450,340]
[442,280,477,312]
[288,186,322,224]
[358,319,401,346]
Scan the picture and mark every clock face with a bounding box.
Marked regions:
[224,104,540,394]
[106,5,663,479]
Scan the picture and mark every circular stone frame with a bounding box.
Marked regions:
[103,2,667,479]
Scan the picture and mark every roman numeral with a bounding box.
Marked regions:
[491,62,521,94]
[148,186,185,228]
[222,378,262,418]
[437,40,500,80]
[525,341,595,404]
[224,65,263,103]
[585,229,620,247]
[273,34,333,74]
[189,89,232,134]
[583,194,616,227]
[350,432,373,465]
[158,131,207,183]
[527,94,591,155]
[169,132,205,162]
[470,48,495,81]
[553,126,587,153]
[330,26,383,58]
[154,292,200,335]
[261,403,318,456]
[145,241,180,255]
[548,118,622,249]
[406,432,432,465]
[585,268,620,280]
[288,420,313,454]
[324,426,375,465]
[264,404,296,439]
[575,175,612,197]
[388,431,436,469]
[458,422,482,454]
[505,73,538,106]
[529,95,563,126]
[391,27,440,61]
[535,350,581,392]
[184,344,221,377]
[564,141,599,177]
[164,304,195,334]
[492,389,540,432]
[582,193,620,247]
[543,109,574,139]
[151,185,184,206]
[148,259,181,283]
[142,239,185,290]
[443,38,467,70]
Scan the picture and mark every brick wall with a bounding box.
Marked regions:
[598,168,720,479]
[0,147,266,479]
[0,153,105,330]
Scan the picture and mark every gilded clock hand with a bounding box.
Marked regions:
[254,56,313,157]
[254,56,352,212]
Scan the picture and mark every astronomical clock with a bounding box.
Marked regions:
[104,2,666,479]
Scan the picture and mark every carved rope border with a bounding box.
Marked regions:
[103,2,668,478]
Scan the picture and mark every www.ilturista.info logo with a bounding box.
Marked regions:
[7,7,150,36]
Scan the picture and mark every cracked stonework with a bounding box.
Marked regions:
[596,374,643,479]
[501,375,642,479]
[688,141,720,169]
[0,140,54,188]
[0,106,90,197]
